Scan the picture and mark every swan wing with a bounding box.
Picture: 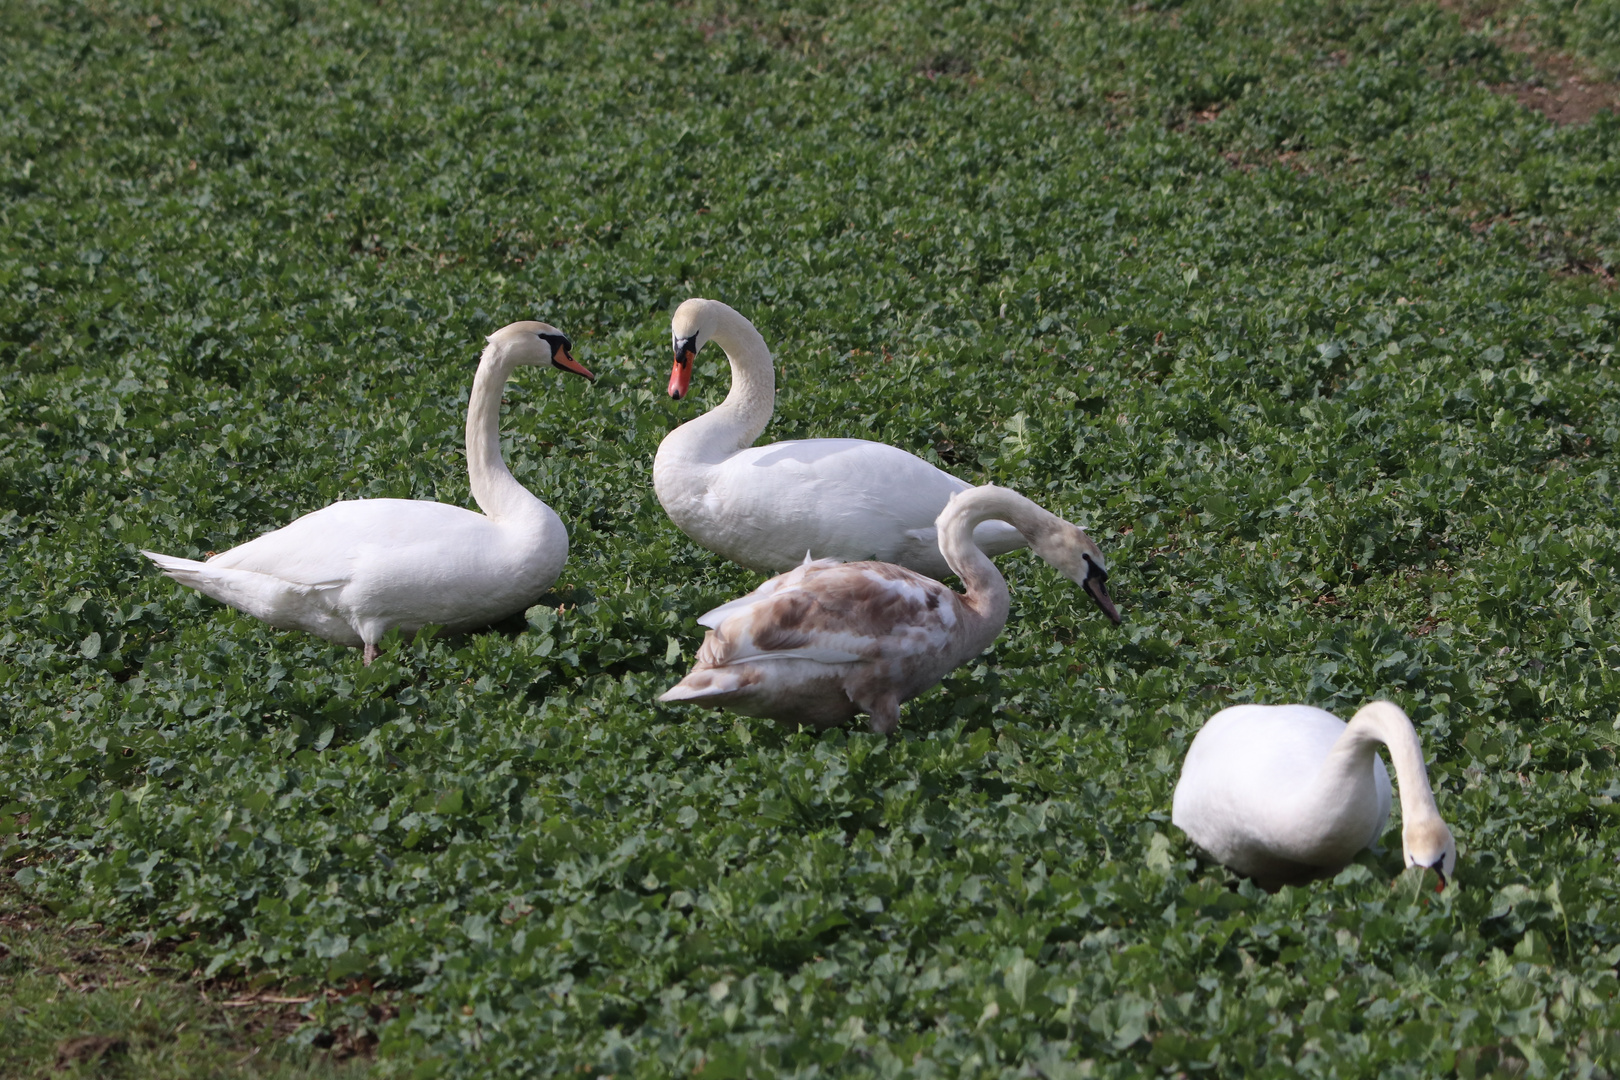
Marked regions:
[203,499,497,587]
[697,439,1029,574]
[695,556,843,630]
[727,438,967,551]
[1175,706,1348,812]
[698,560,959,669]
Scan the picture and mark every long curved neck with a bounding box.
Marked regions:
[1353,703,1442,825]
[937,487,1066,627]
[1308,702,1441,825]
[663,308,775,465]
[466,343,542,521]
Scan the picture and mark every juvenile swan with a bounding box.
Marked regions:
[659,484,1120,733]
[653,297,1029,578]
[143,322,594,662]
[1171,701,1457,890]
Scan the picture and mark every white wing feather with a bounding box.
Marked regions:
[678,439,1028,576]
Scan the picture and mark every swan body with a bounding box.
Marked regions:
[653,298,1026,578]
[143,322,594,662]
[660,484,1119,733]
[1171,701,1457,890]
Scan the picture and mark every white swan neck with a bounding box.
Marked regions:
[665,306,775,464]
[1346,701,1442,825]
[1301,702,1440,824]
[466,343,543,521]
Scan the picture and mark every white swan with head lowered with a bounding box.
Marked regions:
[659,484,1119,734]
[1171,701,1457,890]
[143,321,594,663]
[654,297,1031,578]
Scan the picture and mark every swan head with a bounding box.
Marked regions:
[487,321,595,381]
[669,297,731,400]
[1403,817,1457,891]
[1028,520,1120,625]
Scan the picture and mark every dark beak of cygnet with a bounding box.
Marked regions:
[1083,561,1121,625]
[669,336,697,399]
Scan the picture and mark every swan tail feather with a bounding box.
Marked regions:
[142,550,248,600]
[143,550,343,592]
[141,550,340,628]
[141,549,208,575]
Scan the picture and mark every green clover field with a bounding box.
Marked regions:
[5,0,1620,1076]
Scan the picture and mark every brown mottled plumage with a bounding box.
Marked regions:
[660,485,1120,733]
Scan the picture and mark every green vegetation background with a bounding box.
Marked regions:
[4,0,1620,1076]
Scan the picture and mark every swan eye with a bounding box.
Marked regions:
[539,333,571,356]
[1082,554,1108,582]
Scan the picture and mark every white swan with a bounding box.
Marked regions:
[1171,701,1457,890]
[653,298,1030,578]
[659,484,1119,733]
[143,321,594,663]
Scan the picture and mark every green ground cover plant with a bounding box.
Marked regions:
[1523,0,1620,78]
[4,0,1619,1075]
[1,883,379,1079]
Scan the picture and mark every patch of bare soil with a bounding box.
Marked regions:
[55,1034,129,1069]
[1497,50,1620,124]
[1440,0,1620,124]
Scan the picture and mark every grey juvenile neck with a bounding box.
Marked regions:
[937,486,1065,638]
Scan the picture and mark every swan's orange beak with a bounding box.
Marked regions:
[551,345,595,382]
[669,337,696,400]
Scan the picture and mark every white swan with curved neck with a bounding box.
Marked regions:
[143,322,594,663]
[653,298,1030,578]
[1171,701,1457,890]
[659,484,1119,733]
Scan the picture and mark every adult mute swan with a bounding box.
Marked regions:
[1171,701,1457,890]
[143,321,594,663]
[654,298,1029,578]
[659,484,1119,734]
